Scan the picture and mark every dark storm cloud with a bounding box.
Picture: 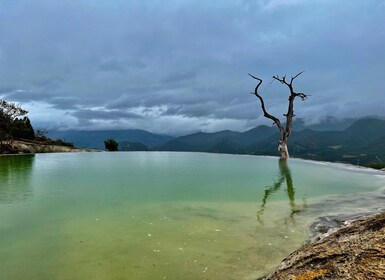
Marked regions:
[96,58,146,74]
[0,0,384,133]
[5,90,49,103]
[97,61,126,74]
[73,108,142,121]
[161,69,199,84]
[162,101,257,120]
[49,97,82,110]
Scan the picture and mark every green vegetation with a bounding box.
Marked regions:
[1,99,75,153]
[0,100,34,142]
[368,162,385,170]
[34,129,74,148]
[1,100,35,153]
[104,138,119,151]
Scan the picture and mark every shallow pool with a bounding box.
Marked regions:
[1,152,384,279]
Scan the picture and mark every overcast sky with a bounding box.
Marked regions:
[1,0,384,135]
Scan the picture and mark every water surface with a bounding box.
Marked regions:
[1,152,384,279]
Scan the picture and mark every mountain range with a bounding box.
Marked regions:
[47,129,173,150]
[154,118,385,165]
[48,117,385,166]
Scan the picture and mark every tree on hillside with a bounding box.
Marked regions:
[249,72,308,159]
[0,99,34,141]
[104,138,119,151]
[10,117,35,140]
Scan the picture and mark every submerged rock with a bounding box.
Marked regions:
[309,211,383,241]
[263,212,385,280]
[302,189,385,220]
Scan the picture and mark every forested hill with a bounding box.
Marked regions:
[47,129,174,150]
[155,118,385,166]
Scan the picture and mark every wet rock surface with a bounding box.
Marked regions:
[304,189,385,219]
[262,212,385,280]
[309,211,384,241]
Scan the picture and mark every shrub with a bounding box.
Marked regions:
[104,138,119,151]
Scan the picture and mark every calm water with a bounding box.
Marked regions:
[0,152,384,280]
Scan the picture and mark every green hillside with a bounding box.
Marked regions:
[157,130,240,152]
[48,129,174,150]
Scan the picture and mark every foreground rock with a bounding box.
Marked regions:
[263,212,385,280]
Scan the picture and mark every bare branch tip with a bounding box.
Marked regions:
[292,71,305,80]
[248,73,262,82]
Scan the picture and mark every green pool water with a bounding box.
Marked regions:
[0,152,384,279]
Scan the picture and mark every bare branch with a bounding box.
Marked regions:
[248,73,263,93]
[273,73,308,101]
[249,74,284,133]
[248,73,262,82]
[295,92,308,101]
[290,71,304,85]
[273,74,290,87]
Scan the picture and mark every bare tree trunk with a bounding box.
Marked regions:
[279,130,290,159]
[279,139,289,159]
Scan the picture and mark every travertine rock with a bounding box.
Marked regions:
[264,212,385,280]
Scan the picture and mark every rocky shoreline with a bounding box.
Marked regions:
[0,140,99,154]
[262,212,385,280]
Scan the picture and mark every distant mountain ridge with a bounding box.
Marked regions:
[156,126,278,153]
[155,117,385,166]
[119,141,149,151]
[47,129,174,150]
[47,116,385,166]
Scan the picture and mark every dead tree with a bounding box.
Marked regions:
[249,72,308,159]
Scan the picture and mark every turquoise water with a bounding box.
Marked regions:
[0,152,384,279]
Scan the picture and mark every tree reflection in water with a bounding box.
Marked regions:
[0,155,35,204]
[257,158,306,223]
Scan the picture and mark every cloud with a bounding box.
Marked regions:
[0,0,384,134]
[72,108,143,121]
[244,0,308,12]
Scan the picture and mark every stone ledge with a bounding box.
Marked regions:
[262,212,385,280]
